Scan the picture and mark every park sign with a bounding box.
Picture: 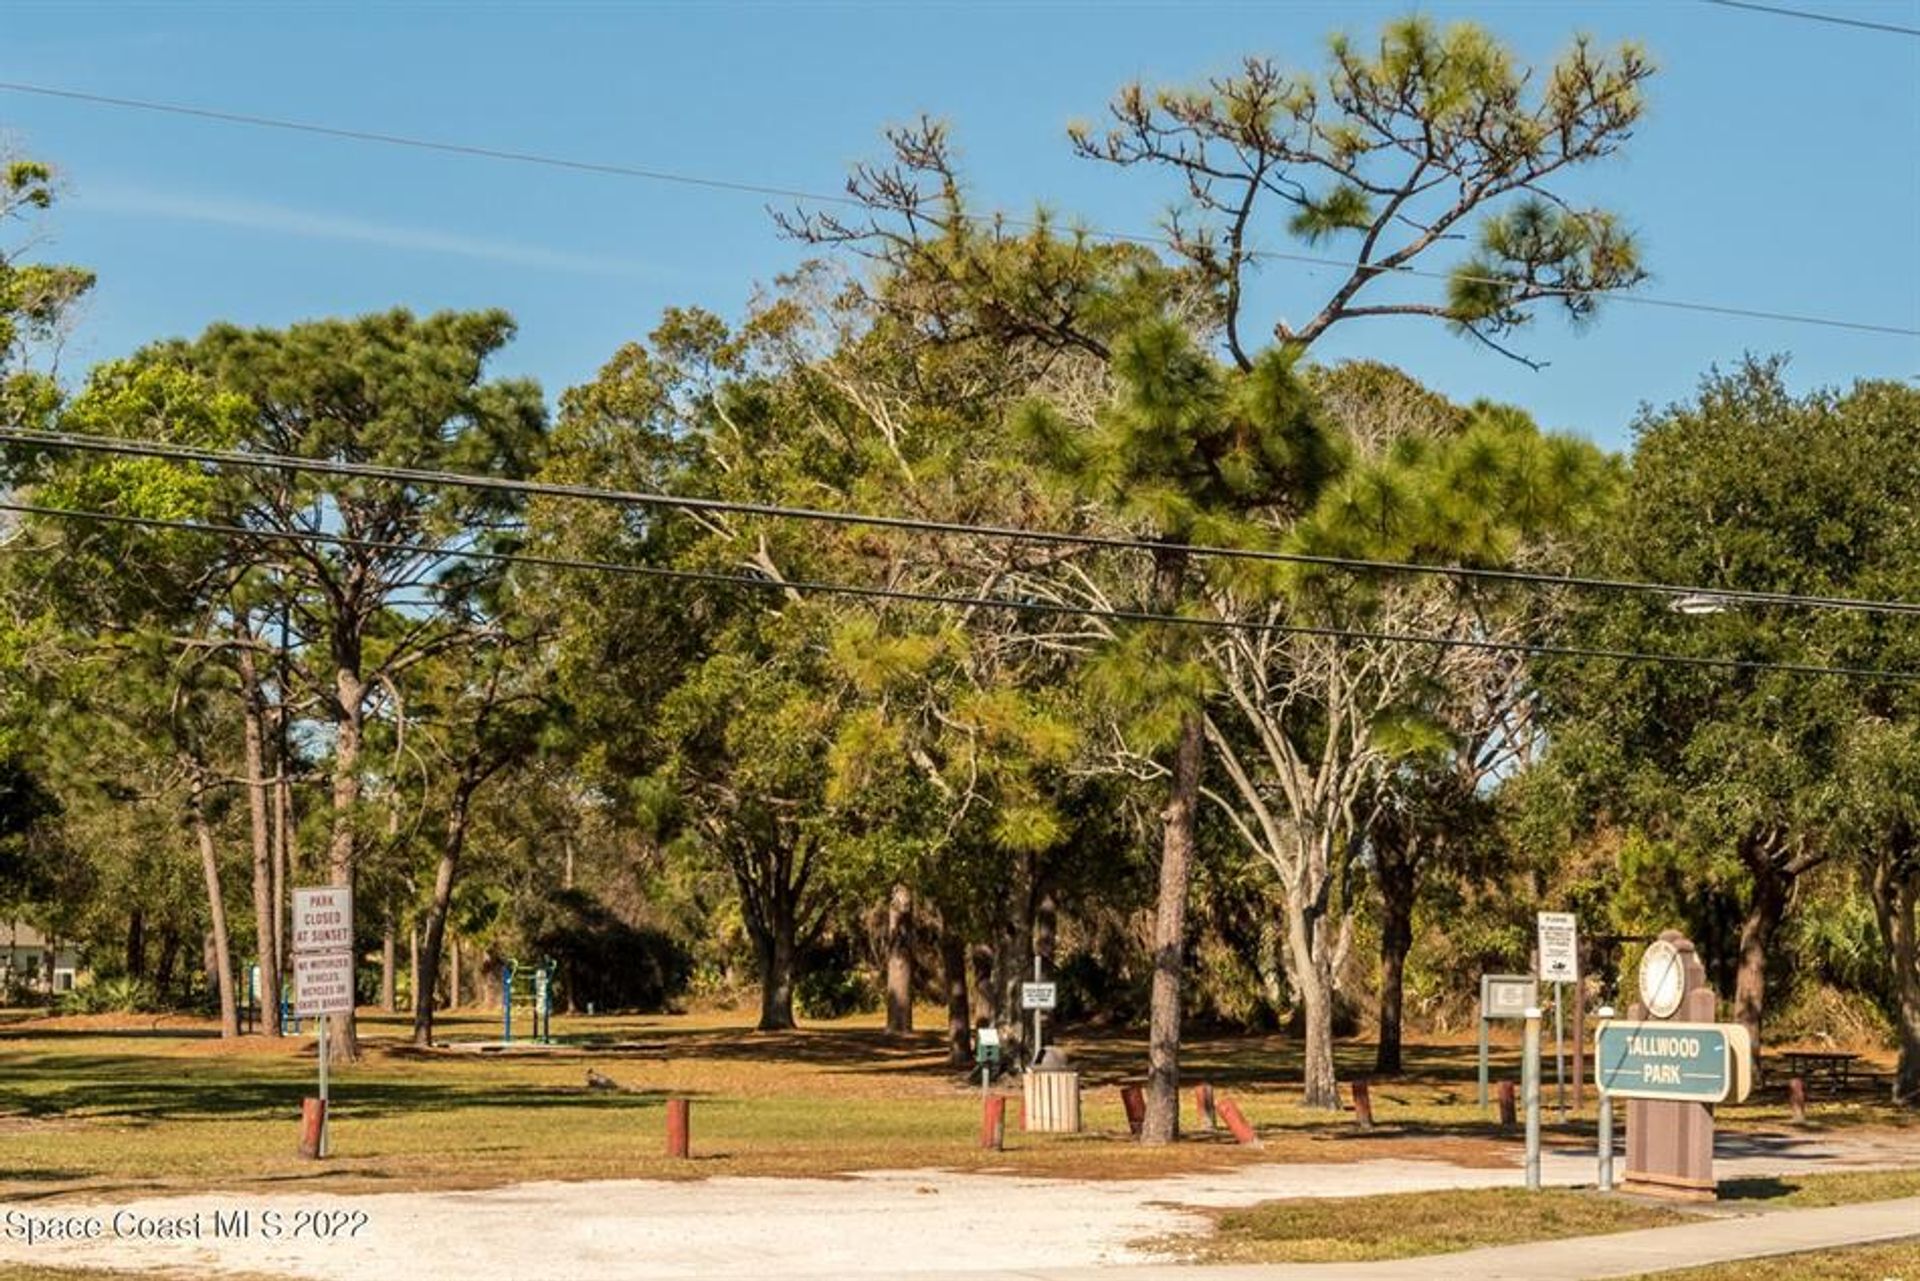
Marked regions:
[1020,982,1057,1011]
[292,950,355,1017]
[1482,973,1537,1019]
[1536,911,1578,984]
[291,887,354,954]
[1595,1020,1754,1104]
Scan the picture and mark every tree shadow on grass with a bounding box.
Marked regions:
[0,1057,689,1123]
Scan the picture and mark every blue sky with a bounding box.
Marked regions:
[4,0,1917,451]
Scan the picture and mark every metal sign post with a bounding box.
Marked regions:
[1523,1005,1542,1191]
[1537,912,1578,1121]
[1020,963,1057,1067]
[291,887,354,1159]
[317,1016,329,1157]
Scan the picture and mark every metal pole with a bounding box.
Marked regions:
[503,965,513,1044]
[318,1014,330,1159]
[1555,983,1566,1121]
[1478,1017,1490,1110]
[1031,956,1042,1065]
[1524,1006,1542,1191]
[1596,1006,1614,1191]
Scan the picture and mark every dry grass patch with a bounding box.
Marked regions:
[1628,1239,1920,1280]
[1183,1186,1689,1263]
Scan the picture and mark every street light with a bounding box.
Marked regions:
[1668,592,1735,616]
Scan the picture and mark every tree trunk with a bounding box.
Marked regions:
[1143,709,1203,1144]
[154,926,180,998]
[1892,873,1919,1104]
[125,909,146,981]
[409,926,420,1020]
[1734,842,1789,1054]
[1142,542,1201,1145]
[380,908,396,1013]
[414,781,479,1046]
[941,926,971,1066]
[324,660,364,1064]
[970,941,997,1029]
[450,935,461,1010]
[755,918,798,1031]
[993,853,1034,1063]
[188,776,239,1039]
[1284,872,1340,1110]
[885,882,914,1035]
[237,647,281,1035]
[1374,846,1417,1076]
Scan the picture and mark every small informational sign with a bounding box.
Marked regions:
[292,951,355,1018]
[975,1026,1001,1066]
[1020,982,1057,1011]
[1595,1020,1753,1104]
[291,887,354,954]
[1482,974,1537,1019]
[1537,911,1579,984]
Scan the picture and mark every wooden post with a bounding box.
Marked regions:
[980,1094,1006,1150]
[1120,1084,1146,1136]
[666,1098,690,1158]
[1788,1076,1807,1124]
[298,1098,326,1159]
[1194,1082,1217,1132]
[1217,1098,1261,1147]
[1351,1077,1375,1130]
[1498,1079,1517,1131]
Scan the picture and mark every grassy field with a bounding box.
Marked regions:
[1632,1240,1920,1280]
[1179,1168,1920,1264]
[1186,1186,1689,1263]
[0,1004,1910,1202]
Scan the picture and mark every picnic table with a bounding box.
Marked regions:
[1779,1049,1860,1091]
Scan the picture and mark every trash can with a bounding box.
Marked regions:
[1023,1047,1082,1133]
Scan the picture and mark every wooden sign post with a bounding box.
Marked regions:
[1607,930,1753,1201]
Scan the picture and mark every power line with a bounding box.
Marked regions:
[1700,0,1920,37]
[1,79,1915,340]
[7,498,1918,684]
[9,424,1920,619]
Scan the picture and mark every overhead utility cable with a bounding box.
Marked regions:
[0,80,1913,339]
[1700,0,1920,37]
[7,498,1918,684]
[7,425,1920,619]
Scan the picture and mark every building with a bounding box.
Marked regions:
[2,921,80,998]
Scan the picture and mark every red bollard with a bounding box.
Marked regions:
[1351,1077,1375,1130]
[1120,1085,1146,1136]
[1497,1080,1517,1131]
[666,1098,691,1158]
[980,1094,1007,1150]
[1194,1082,1218,1132]
[1217,1098,1262,1148]
[298,1097,326,1159]
[1788,1076,1808,1124]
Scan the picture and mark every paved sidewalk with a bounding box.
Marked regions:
[893,1197,1920,1281]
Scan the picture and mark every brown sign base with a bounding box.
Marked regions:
[1621,1168,1717,1202]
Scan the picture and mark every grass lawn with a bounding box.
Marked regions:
[1632,1239,1920,1280]
[1185,1186,1689,1263]
[0,1005,1910,1201]
[1176,1168,1920,1265]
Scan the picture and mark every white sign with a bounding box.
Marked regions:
[292,887,354,954]
[1537,911,1579,984]
[1483,974,1538,1019]
[1020,982,1057,1011]
[292,951,355,1017]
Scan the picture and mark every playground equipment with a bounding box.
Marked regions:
[502,958,556,1044]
